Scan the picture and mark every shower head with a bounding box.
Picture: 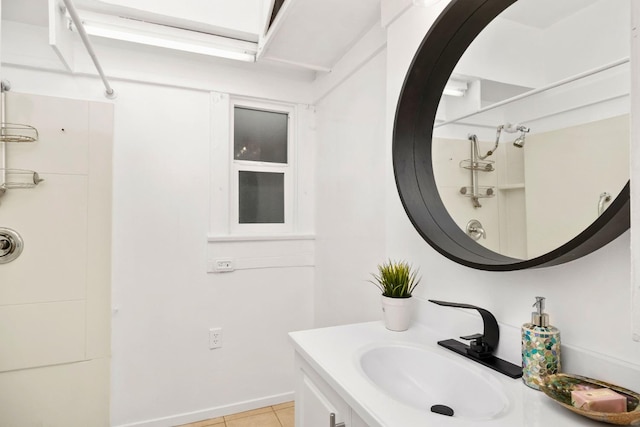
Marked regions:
[507,124,529,148]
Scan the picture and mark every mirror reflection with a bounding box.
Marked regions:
[432,0,630,259]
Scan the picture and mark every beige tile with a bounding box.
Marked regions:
[0,358,109,426]
[224,406,273,421]
[0,301,85,372]
[176,417,225,427]
[0,174,89,305]
[6,92,90,175]
[271,401,294,411]
[226,412,280,427]
[275,407,295,427]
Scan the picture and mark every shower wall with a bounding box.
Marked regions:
[525,114,629,257]
[0,92,113,426]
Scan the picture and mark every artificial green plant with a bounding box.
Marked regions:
[369,260,421,298]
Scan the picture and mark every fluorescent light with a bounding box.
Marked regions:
[71,12,257,63]
[443,79,468,97]
[442,87,465,97]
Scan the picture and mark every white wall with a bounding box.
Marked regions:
[385,0,640,376]
[1,19,317,427]
[314,50,388,327]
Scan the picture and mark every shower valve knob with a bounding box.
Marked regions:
[0,237,11,252]
[0,228,23,263]
[466,219,486,240]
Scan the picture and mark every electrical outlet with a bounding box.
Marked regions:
[209,327,223,349]
[208,259,235,273]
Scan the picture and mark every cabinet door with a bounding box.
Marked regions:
[298,372,348,427]
[296,355,350,427]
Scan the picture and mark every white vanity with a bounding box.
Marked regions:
[290,321,609,427]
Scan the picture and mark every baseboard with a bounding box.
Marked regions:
[113,391,295,427]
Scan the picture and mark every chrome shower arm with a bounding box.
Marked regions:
[475,127,502,160]
[469,129,500,161]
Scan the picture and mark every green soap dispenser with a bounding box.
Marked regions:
[521,296,561,390]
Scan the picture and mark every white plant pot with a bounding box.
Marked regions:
[381,295,414,331]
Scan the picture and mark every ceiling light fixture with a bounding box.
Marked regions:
[70,12,257,63]
[442,87,465,97]
[443,79,468,97]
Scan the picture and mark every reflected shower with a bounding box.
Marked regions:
[462,123,531,208]
[469,123,530,160]
[504,123,530,148]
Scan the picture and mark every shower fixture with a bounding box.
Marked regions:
[466,219,486,241]
[1,80,43,201]
[505,124,530,148]
[502,123,530,134]
[598,192,612,216]
[460,134,496,208]
[459,123,530,208]
[468,123,530,160]
[0,227,23,264]
[498,123,530,150]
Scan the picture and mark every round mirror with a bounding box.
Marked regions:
[393,0,630,271]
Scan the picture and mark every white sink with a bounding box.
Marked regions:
[359,344,510,421]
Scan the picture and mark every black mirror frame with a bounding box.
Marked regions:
[392,0,630,271]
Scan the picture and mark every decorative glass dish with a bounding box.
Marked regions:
[539,373,640,425]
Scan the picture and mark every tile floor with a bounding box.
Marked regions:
[177,402,294,427]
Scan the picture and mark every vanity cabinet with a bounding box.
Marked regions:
[295,353,370,427]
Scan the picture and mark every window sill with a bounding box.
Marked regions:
[207,234,316,243]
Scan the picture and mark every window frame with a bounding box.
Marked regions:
[229,98,296,235]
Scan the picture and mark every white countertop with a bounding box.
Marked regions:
[289,321,606,427]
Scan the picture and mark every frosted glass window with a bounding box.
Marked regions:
[238,171,285,224]
[234,107,288,163]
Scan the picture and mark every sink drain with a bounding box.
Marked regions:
[431,404,454,417]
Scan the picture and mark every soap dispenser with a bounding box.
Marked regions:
[521,296,561,390]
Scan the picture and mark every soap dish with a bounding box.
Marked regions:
[539,373,640,425]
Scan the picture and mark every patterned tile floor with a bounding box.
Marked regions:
[176,402,294,427]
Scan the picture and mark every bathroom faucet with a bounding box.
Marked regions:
[429,300,522,379]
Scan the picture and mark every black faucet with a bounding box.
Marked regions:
[429,300,522,379]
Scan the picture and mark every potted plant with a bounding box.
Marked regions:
[369,260,421,331]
